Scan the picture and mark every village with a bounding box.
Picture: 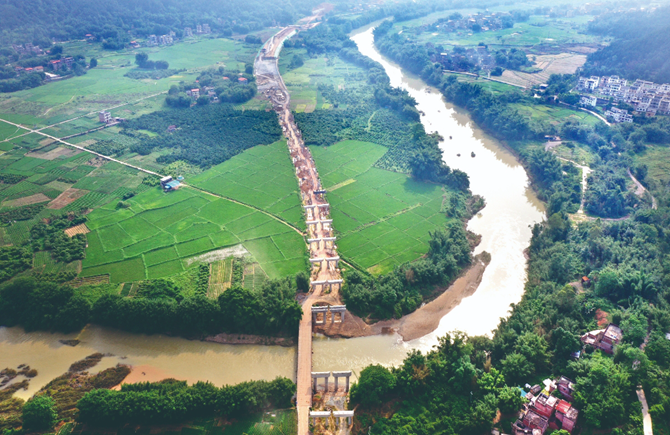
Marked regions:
[509,323,624,435]
[578,75,670,122]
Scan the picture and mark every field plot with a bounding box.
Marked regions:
[189,140,305,229]
[511,103,601,127]
[81,178,306,283]
[279,48,369,112]
[311,140,453,275]
[0,37,256,128]
[501,52,586,87]
[405,14,603,48]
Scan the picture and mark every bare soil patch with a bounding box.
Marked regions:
[77,139,97,148]
[85,156,107,167]
[64,223,90,237]
[2,193,51,208]
[26,146,80,161]
[47,188,89,209]
[502,53,587,87]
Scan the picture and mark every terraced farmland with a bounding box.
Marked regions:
[311,140,455,275]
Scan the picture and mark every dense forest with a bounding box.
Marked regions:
[583,6,670,83]
[121,104,282,168]
[0,0,320,48]
[0,275,304,337]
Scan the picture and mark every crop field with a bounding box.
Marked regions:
[510,103,602,126]
[189,140,305,230]
[80,177,306,283]
[311,140,454,275]
[278,48,369,112]
[0,37,257,128]
[402,14,604,49]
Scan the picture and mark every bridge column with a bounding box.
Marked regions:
[330,305,346,323]
[310,372,330,393]
[311,306,328,326]
[333,411,354,427]
[332,371,353,392]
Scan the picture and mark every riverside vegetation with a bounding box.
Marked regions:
[344,6,670,435]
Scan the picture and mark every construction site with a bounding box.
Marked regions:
[254,17,355,435]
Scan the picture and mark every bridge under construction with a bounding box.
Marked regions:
[255,21,354,435]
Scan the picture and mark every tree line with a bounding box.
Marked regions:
[0,275,305,337]
[343,224,473,320]
[77,378,295,426]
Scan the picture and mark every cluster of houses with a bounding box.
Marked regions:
[430,46,494,71]
[184,24,211,37]
[513,377,579,435]
[434,12,513,33]
[11,43,44,55]
[160,175,183,192]
[147,33,175,47]
[186,85,218,102]
[507,324,623,435]
[578,75,670,119]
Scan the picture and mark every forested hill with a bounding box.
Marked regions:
[582,6,670,83]
[0,0,319,47]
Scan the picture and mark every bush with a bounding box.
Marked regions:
[22,395,57,431]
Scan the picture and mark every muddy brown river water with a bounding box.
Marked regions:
[0,23,545,396]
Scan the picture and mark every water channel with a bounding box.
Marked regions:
[0,23,545,399]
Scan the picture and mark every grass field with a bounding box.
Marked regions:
[636,145,670,188]
[80,141,307,283]
[311,140,455,275]
[510,103,602,127]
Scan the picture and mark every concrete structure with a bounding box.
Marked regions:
[329,305,346,323]
[333,410,354,427]
[332,371,352,392]
[311,372,330,392]
[581,323,622,354]
[98,111,112,124]
[184,27,193,37]
[311,304,346,324]
[309,410,331,427]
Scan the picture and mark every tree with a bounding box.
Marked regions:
[90,58,97,68]
[350,365,396,406]
[196,96,210,106]
[135,52,149,68]
[498,386,526,414]
[295,271,309,293]
[501,352,532,385]
[51,45,63,55]
[22,395,57,431]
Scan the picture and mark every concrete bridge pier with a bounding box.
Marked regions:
[325,256,340,270]
[330,305,346,323]
[311,372,331,393]
[309,411,331,428]
[332,371,352,392]
[311,306,328,325]
[333,411,354,428]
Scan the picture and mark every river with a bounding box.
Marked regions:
[0,23,545,397]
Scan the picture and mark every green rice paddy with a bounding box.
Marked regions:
[80,141,307,283]
[311,140,454,275]
[189,140,305,230]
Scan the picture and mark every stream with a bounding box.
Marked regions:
[0,23,545,397]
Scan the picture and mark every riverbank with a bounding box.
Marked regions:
[204,333,296,347]
[314,253,489,340]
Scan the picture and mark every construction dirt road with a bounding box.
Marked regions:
[255,18,348,435]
